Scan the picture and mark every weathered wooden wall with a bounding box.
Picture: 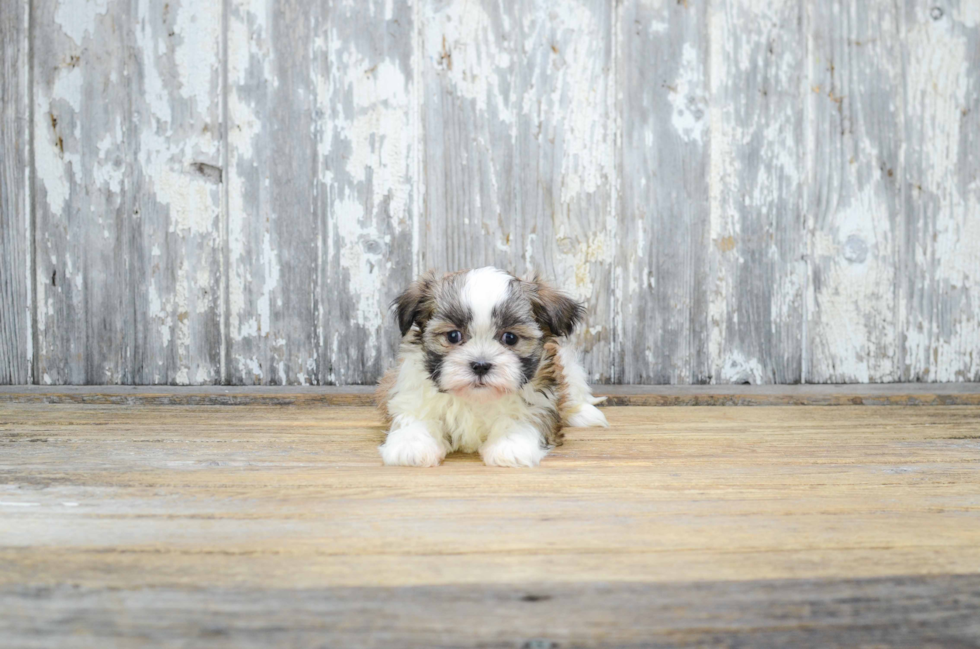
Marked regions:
[1,0,978,385]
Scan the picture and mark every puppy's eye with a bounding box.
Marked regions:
[446,330,462,344]
[501,332,518,346]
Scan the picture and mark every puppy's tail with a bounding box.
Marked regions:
[557,345,609,428]
[566,403,609,428]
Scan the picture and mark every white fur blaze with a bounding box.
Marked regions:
[479,425,548,468]
[379,421,448,467]
[565,403,608,428]
[462,266,513,328]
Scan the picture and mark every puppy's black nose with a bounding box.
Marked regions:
[471,361,492,377]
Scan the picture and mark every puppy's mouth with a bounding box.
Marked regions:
[450,380,509,401]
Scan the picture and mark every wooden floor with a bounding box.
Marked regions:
[1,396,979,647]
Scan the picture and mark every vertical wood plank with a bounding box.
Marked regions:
[618,0,710,384]
[33,0,223,384]
[901,0,980,381]
[421,0,617,381]
[706,0,806,384]
[226,0,318,384]
[134,0,224,384]
[34,0,136,384]
[315,0,418,385]
[0,0,32,384]
[806,0,905,382]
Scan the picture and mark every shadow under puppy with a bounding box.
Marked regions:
[377,267,607,468]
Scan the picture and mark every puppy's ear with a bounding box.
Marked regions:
[392,272,435,336]
[525,276,584,337]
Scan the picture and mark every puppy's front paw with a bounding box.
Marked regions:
[480,429,548,468]
[379,422,447,467]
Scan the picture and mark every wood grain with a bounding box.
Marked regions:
[707,0,806,384]
[807,0,906,383]
[0,0,32,385]
[618,0,710,384]
[422,0,617,381]
[131,0,225,386]
[807,0,980,384]
[33,0,134,384]
[316,0,418,385]
[3,577,980,648]
[225,0,318,385]
[901,1,980,382]
[1,402,979,645]
[3,0,980,386]
[32,0,224,385]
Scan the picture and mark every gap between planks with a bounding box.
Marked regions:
[0,383,979,406]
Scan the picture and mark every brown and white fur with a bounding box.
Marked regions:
[377,267,607,468]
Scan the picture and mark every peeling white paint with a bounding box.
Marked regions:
[226,183,249,343]
[257,231,280,336]
[21,0,33,377]
[552,230,612,303]
[530,3,615,205]
[960,3,980,27]
[670,42,706,143]
[172,0,221,114]
[333,196,385,350]
[148,279,170,347]
[721,351,765,384]
[705,0,809,383]
[20,0,980,387]
[522,233,537,275]
[708,3,736,376]
[227,0,270,346]
[932,192,980,289]
[136,1,220,239]
[906,15,969,288]
[313,11,417,374]
[195,366,211,384]
[426,0,513,121]
[92,130,123,194]
[812,184,898,383]
[902,12,978,381]
[240,356,263,380]
[34,108,71,216]
[54,0,110,46]
[325,43,413,227]
[34,65,83,216]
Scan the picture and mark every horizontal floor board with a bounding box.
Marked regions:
[2,576,979,648]
[1,402,979,645]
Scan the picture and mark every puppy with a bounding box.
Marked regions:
[377,267,607,468]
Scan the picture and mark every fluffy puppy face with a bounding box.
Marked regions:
[393,268,583,401]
